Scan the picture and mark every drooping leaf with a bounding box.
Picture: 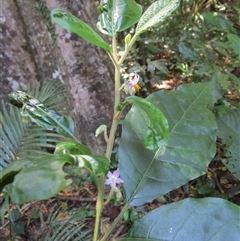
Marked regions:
[51,8,111,52]
[119,81,222,206]
[8,90,75,139]
[96,0,142,36]
[217,109,240,180]
[1,154,75,204]
[122,198,240,241]
[54,142,109,175]
[135,0,180,36]
[124,96,169,151]
[71,154,110,176]
[54,141,92,155]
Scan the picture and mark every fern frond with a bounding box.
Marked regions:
[0,80,71,170]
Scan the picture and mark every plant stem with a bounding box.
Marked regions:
[93,175,105,241]
[93,36,121,241]
[100,202,130,241]
[118,33,139,66]
[105,37,121,159]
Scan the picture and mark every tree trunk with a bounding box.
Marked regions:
[0,0,114,154]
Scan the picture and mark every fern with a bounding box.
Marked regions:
[0,80,71,170]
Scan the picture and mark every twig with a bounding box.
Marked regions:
[55,195,97,202]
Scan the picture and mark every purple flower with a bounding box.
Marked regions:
[105,168,124,188]
[124,71,141,95]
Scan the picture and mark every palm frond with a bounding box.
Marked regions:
[41,204,92,241]
[0,80,71,170]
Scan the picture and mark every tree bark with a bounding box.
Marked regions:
[0,0,114,154]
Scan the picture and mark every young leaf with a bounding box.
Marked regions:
[51,8,111,52]
[54,141,92,155]
[118,81,222,206]
[54,142,109,175]
[8,91,75,139]
[71,154,110,176]
[217,109,240,180]
[124,198,240,241]
[1,154,75,204]
[124,96,169,151]
[135,0,180,36]
[96,0,142,36]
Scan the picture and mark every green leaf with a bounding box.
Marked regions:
[71,154,110,176]
[203,12,235,32]
[125,96,169,151]
[119,82,222,206]
[51,8,111,52]
[135,0,180,36]
[0,159,31,192]
[96,0,142,36]
[54,141,92,155]
[217,109,240,180]
[124,198,240,241]
[54,142,109,175]
[147,59,169,75]
[1,155,75,204]
[178,42,201,61]
[227,33,240,60]
[8,91,75,139]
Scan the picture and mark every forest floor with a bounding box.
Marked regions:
[1,71,240,241]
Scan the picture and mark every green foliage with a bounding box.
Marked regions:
[123,96,169,151]
[1,1,239,241]
[96,0,142,36]
[0,80,70,170]
[1,154,74,204]
[51,9,111,53]
[122,198,240,241]
[124,1,239,95]
[135,0,180,35]
[54,141,92,155]
[119,81,221,206]
[9,90,75,139]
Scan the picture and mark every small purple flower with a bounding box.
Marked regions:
[105,168,124,188]
[124,71,141,95]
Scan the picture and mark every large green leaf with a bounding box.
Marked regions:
[122,198,240,241]
[135,0,180,36]
[96,0,142,36]
[51,9,111,52]
[1,154,75,204]
[8,91,75,139]
[124,96,169,151]
[217,109,240,180]
[118,82,221,206]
